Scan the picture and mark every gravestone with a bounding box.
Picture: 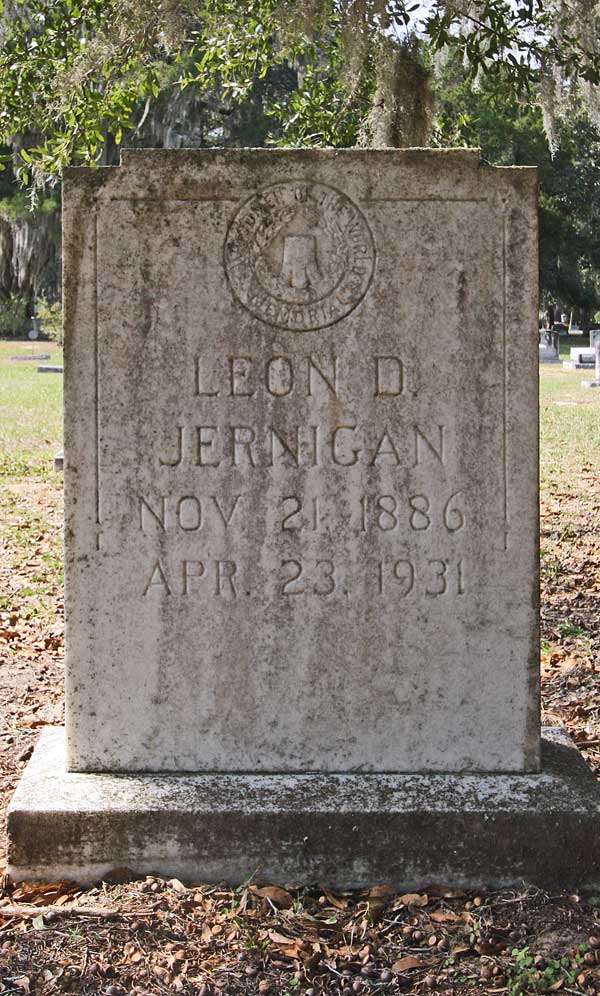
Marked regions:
[10,354,51,362]
[539,329,560,362]
[564,346,595,369]
[582,339,600,388]
[9,149,600,888]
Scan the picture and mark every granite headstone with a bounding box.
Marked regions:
[64,149,539,774]
[9,150,600,888]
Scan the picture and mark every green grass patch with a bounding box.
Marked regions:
[0,484,63,623]
[539,354,600,489]
[0,337,63,480]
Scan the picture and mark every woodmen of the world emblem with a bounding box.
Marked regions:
[224,181,375,331]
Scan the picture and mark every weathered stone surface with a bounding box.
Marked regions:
[61,149,540,774]
[8,726,600,888]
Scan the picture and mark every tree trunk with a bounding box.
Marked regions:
[366,36,433,148]
[0,209,60,303]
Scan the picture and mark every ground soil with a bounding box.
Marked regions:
[0,471,599,994]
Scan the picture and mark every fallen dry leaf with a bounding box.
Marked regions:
[321,888,350,909]
[267,929,296,946]
[10,881,77,906]
[392,955,429,973]
[399,892,429,907]
[431,909,463,923]
[250,885,294,909]
[368,884,396,899]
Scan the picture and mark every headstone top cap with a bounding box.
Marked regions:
[117,146,484,163]
[62,148,536,201]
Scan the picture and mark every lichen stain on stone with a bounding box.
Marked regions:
[456,268,468,315]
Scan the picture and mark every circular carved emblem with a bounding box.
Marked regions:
[224,181,375,331]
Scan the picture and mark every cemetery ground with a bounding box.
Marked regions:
[0,334,599,996]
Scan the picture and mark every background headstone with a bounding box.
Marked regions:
[539,329,560,362]
[582,339,600,388]
[563,346,595,369]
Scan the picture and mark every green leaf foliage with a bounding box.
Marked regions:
[434,63,600,309]
[1,0,600,181]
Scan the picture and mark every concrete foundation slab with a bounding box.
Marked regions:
[8,727,600,889]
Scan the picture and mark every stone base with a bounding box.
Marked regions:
[563,361,595,370]
[581,380,600,388]
[8,727,600,889]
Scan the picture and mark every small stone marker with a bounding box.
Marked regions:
[10,353,51,362]
[9,149,600,889]
[36,365,63,374]
[26,326,38,360]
